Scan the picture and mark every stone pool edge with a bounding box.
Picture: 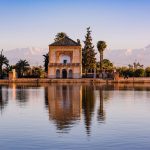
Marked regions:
[0,78,150,84]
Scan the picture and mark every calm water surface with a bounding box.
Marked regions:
[0,83,150,150]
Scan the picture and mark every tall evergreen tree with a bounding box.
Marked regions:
[82,27,97,75]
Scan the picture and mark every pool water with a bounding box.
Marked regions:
[0,83,150,150]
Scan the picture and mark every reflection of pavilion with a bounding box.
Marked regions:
[47,84,82,131]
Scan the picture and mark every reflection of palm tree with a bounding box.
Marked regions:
[0,86,9,114]
[97,87,105,122]
[44,86,49,109]
[82,85,95,136]
[16,86,29,106]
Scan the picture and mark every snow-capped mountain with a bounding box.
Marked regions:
[105,45,150,67]
[3,47,48,66]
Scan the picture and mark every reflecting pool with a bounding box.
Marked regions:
[0,83,150,150]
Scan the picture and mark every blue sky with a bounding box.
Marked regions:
[0,0,150,50]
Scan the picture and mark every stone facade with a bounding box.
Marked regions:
[48,37,82,79]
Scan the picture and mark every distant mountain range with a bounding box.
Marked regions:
[3,47,48,66]
[3,45,150,67]
[105,45,150,67]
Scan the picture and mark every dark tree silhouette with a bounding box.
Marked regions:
[0,49,9,79]
[15,59,30,78]
[54,32,68,42]
[43,53,49,73]
[82,85,95,135]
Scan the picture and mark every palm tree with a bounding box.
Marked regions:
[97,41,107,76]
[43,53,49,73]
[15,59,30,78]
[0,49,9,79]
[54,32,68,42]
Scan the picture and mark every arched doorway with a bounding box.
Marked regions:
[62,69,67,78]
[68,69,73,78]
[56,69,60,78]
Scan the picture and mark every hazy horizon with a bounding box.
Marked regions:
[3,44,150,67]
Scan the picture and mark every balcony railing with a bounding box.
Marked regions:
[49,63,80,67]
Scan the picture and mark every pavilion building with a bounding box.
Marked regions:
[48,37,82,79]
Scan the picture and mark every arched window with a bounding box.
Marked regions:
[56,69,60,78]
[68,69,73,78]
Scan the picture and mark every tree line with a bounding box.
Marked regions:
[117,66,150,77]
[0,50,44,79]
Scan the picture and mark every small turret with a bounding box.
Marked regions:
[77,39,81,45]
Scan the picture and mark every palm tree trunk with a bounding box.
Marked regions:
[100,52,103,78]
[100,52,103,71]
